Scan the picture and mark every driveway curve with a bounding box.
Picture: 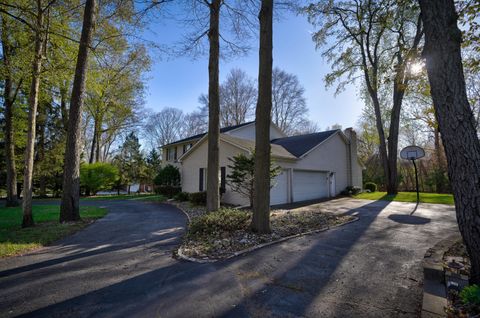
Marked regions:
[0,198,458,317]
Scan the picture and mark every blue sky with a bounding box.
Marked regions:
[142,7,364,131]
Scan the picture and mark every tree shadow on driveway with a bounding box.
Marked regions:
[218,199,394,317]
[3,199,456,317]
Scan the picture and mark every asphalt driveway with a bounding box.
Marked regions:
[0,198,458,317]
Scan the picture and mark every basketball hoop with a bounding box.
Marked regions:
[400,145,425,208]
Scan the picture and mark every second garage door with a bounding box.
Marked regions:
[270,170,289,205]
[292,170,328,202]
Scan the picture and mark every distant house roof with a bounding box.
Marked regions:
[164,121,255,147]
[271,130,340,157]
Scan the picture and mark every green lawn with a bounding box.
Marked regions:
[354,191,454,205]
[0,205,107,257]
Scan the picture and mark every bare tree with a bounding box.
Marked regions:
[252,0,273,234]
[183,110,207,137]
[220,68,257,126]
[60,0,96,222]
[199,68,257,127]
[144,107,185,150]
[271,67,308,135]
[419,0,480,284]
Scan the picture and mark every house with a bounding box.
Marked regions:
[162,121,363,206]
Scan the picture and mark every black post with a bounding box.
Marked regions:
[412,159,419,204]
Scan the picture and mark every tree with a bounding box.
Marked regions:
[183,110,207,137]
[0,14,23,207]
[271,67,308,135]
[80,162,118,195]
[220,68,257,126]
[22,0,48,227]
[145,148,161,188]
[114,132,144,194]
[227,152,280,207]
[144,107,185,151]
[86,44,149,163]
[154,164,180,187]
[199,68,257,127]
[60,0,97,222]
[252,0,273,233]
[419,0,480,284]
[305,0,424,194]
[178,0,257,212]
[205,0,222,212]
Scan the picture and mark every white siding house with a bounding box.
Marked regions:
[162,121,363,206]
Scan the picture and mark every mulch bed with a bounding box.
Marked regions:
[443,239,479,318]
[171,201,355,260]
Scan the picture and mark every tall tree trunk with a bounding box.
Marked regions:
[252,0,273,234]
[206,0,221,212]
[420,0,480,284]
[386,62,407,194]
[434,126,447,193]
[1,16,19,207]
[367,85,391,192]
[37,102,47,197]
[95,129,101,162]
[89,124,97,164]
[22,1,46,227]
[60,82,69,131]
[60,0,96,222]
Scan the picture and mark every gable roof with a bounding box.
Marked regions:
[179,133,297,162]
[164,121,255,147]
[221,134,297,160]
[271,129,340,157]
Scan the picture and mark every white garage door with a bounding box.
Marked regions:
[292,170,328,202]
[270,170,288,205]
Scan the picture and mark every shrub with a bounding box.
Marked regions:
[460,284,480,306]
[80,162,119,195]
[342,186,361,195]
[154,165,180,187]
[227,152,281,207]
[188,208,251,239]
[174,192,189,202]
[364,182,377,193]
[189,191,207,206]
[155,185,181,198]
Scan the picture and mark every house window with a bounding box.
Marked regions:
[183,143,193,154]
[167,147,175,161]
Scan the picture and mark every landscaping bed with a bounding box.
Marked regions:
[173,202,355,261]
[443,240,479,317]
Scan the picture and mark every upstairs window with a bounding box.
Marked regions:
[167,147,175,161]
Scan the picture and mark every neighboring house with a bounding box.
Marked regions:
[162,121,363,206]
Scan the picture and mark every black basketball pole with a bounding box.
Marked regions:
[412,159,419,204]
